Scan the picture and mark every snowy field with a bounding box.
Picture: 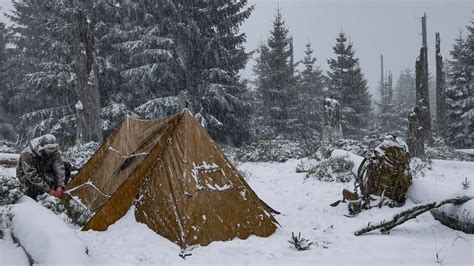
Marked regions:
[1,153,473,265]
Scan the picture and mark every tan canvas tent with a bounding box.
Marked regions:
[65,109,278,248]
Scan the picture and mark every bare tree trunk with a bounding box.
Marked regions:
[435,33,447,140]
[71,9,103,144]
[407,50,428,158]
[408,106,425,158]
[416,47,433,144]
[418,14,433,144]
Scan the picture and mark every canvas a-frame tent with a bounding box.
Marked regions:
[65,109,278,248]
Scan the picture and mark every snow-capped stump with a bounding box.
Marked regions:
[322,98,343,143]
[356,135,412,203]
[11,197,90,264]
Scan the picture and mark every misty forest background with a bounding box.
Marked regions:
[0,0,472,157]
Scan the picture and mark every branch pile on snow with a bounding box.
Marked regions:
[11,197,90,264]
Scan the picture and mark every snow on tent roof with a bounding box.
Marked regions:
[65,109,278,248]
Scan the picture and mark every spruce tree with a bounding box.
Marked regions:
[447,31,473,148]
[171,0,253,145]
[393,68,416,136]
[19,1,76,109]
[6,0,73,114]
[0,22,16,140]
[251,42,274,138]
[7,0,107,143]
[327,32,372,138]
[0,22,9,107]
[254,8,295,137]
[295,42,324,146]
[92,0,128,107]
[377,72,399,135]
[4,1,255,146]
[109,0,181,106]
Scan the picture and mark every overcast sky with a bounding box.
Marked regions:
[241,0,472,98]
[1,0,472,99]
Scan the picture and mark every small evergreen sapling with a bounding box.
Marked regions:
[288,232,313,251]
[462,177,470,190]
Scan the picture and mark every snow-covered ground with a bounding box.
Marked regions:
[1,153,473,265]
[0,165,15,177]
[0,153,19,161]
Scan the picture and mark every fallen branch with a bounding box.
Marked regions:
[354,196,473,236]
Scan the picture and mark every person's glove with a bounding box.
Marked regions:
[55,187,64,197]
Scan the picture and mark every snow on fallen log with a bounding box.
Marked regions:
[430,200,474,234]
[408,162,474,234]
[354,196,473,236]
[11,197,90,265]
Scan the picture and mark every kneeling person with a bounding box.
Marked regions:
[16,134,66,199]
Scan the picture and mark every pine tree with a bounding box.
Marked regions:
[107,0,181,107]
[251,42,274,138]
[9,0,76,112]
[447,29,473,148]
[172,0,253,145]
[393,68,416,136]
[377,71,399,135]
[5,1,255,146]
[254,8,295,137]
[6,0,108,144]
[327,32,372,138]
[6,0,72,114]
[92,0,129,107]
[295,42,324,146]
[0,22,17,140]
[0,22,9,106]
[253,42,271,108]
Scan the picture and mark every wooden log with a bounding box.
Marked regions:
[354,196,472,236]
[431,207,474,234]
